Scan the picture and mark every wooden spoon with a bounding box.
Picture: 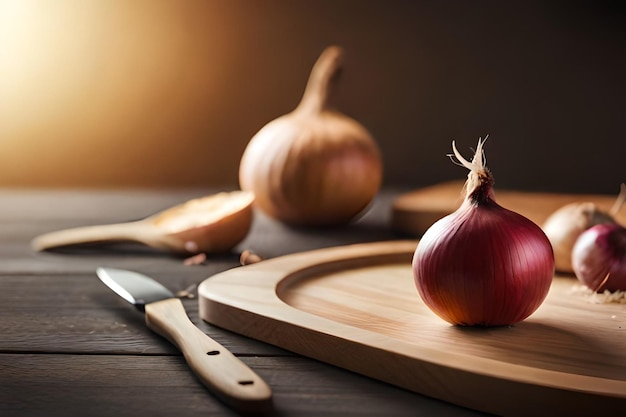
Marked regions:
[31,191,255,254]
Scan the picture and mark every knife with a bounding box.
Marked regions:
[96,267,272,413]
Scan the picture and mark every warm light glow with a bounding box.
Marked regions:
[0,0,117,181]
[1,1,103,131]
[0,0,229,187]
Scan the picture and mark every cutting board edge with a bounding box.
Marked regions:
[197,240,626,415]
[199,277,626,392]
[201,294,625,416]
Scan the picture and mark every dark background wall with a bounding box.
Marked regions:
[0,0,624,193]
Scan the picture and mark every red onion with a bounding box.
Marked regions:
[572,223,626,292]
[412,139,555,326]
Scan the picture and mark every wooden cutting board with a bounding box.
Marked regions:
[198,240,626,416]
[391,181,626,236]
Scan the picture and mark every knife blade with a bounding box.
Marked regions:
[96,267,272,413]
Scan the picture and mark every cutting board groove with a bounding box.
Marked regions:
[198,240,626,416]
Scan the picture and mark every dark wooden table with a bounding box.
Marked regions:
[0,188,486,417]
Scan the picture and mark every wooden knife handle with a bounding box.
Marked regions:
[144,298,273,413]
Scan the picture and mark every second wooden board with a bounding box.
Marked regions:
[391,181,626,236]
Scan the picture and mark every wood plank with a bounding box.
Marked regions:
[0,188,218,221]
[0,188,402,356]
[199,240,626,416]
[0,354,485,417]
[0,187,489,417]
[0,274,284,356]
[0,189,400,274]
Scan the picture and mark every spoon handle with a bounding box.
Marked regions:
[31,222,150,251]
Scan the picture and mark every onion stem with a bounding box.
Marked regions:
[450,136,493,204]
[298,46,343,115]
[450,136,488,172]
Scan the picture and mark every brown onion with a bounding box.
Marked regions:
[412,138,554,326]
[238,46,382,226]
[542,184,625,274]
[572,223,626,292]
